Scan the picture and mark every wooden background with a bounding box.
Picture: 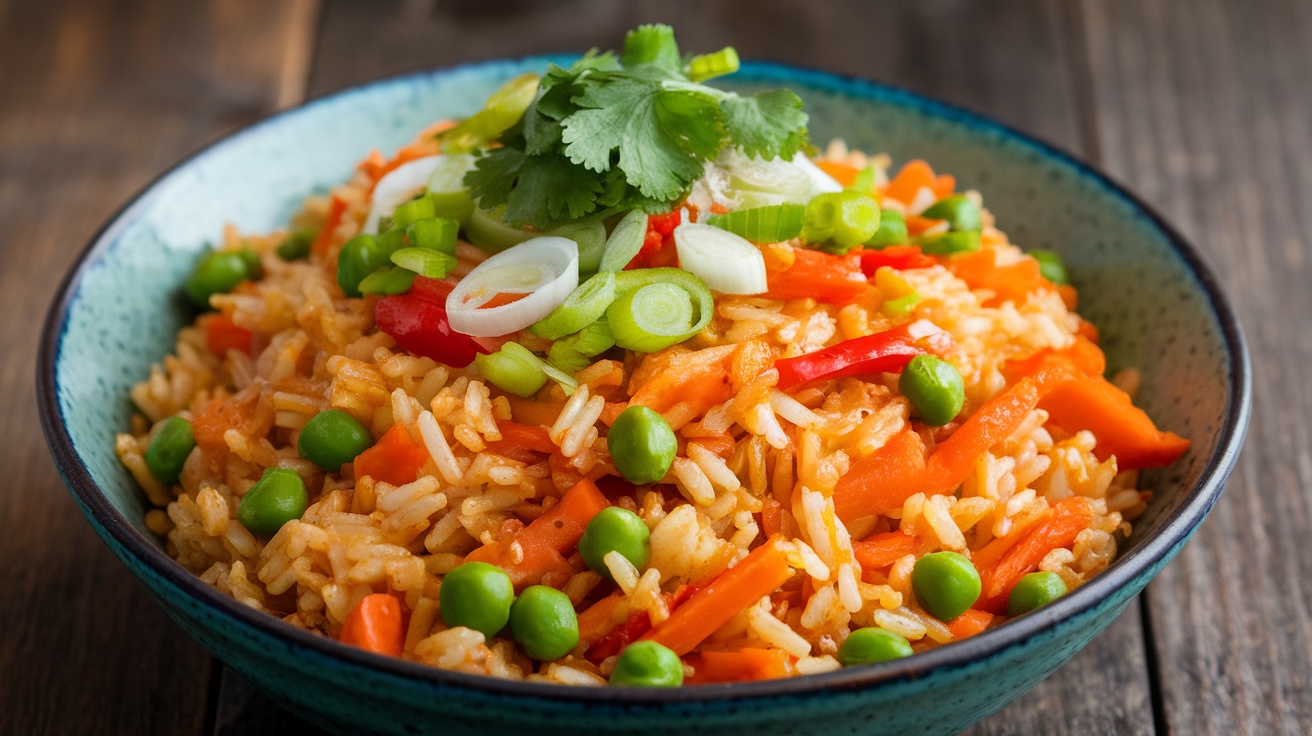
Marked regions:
[1,0,1305,733]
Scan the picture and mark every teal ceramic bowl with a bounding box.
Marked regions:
[39,57,1249,736]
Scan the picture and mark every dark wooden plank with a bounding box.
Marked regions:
[1081,0,1312,733]
[199,3,1153,734]
[0,1,319,734]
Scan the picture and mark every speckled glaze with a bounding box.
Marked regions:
[38,58,1249,736]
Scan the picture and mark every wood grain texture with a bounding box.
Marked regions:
[1082,0,1312,733]
[0,1,318,734]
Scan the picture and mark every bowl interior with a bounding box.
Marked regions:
[50,58,1236,556]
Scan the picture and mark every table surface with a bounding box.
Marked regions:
[1,1,1305,733]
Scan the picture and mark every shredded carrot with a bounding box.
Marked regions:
[1041,373,1191,469]
[339,593,404,657]
[950,247,1055,307]
[852,530,922,570]
[353,423,429,486]
[832,427,927,522]
[814,160,860,188]
[465,477,609,588]
[763,247,870,304]
[882,160,955,205]
[946,608,994,640]
[202,312,253,356]
[976,496,1094,613]
[505,396,565,427]
[685,648,791,684]
[969,504,1052,572]
[642,536,794,655]
[311,194,348,258]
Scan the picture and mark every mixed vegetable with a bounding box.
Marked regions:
[155,24,1194,685]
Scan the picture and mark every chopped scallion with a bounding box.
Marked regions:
[881,290,921,318]
[865,208,908,248]
[357,266,417,295]
[687,47,740,83]
[276,229,315,261]
[917,230,981,255]
[607,282,699,353]
[390,247,456,278]
[405,217,458,254]
[921,195,982,232]
[529,271,617,340]
[803,191,881,254]
[390,196,438,231]
[1030,249,1069,285]
[547,218,608,274]
[704,204,805,244]
[474,342,549,398]
[598,209,649,272]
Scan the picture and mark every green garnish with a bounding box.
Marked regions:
[465,24,809,230]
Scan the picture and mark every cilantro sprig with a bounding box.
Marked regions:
[464,24,809,229]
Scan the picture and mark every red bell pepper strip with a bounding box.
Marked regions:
[855,245,938,276]
[374,277,486,368]
[774,320,954,389]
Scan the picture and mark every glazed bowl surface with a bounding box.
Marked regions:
[38,56,1250,736]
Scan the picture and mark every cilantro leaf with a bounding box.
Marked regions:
[463,146,525,209]
[621,24,681,73]
[503,151,603,227]
[721,89,809,160]
[563,78,723,201]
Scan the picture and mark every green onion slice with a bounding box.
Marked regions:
[565,319,616,357]
[917,230,982,255]
[438,73,540,154]
[865,208,908,248]
[467,205,536,253]
[921,195,982,232]
[475,342,549,398]
[358,266,418,295]
[426,154,477,226]
[548,341,592,375]
[541,362,580,396]
[687,47,740,82]
[1030,249,1069,285]
[850,166,876,194]
[703,204,805,244]
[607,268,713,353]
[529,271,617,340]
[405,217,458,254]
[547,218,608,274]
[598,209,649,272]
[391,247,456,278]
[881,290,921,318]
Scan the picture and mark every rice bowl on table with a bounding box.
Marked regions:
[110,25,1195,690]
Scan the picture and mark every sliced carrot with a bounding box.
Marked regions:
[814,160,860,188]
[191,391,263,460]
[760,497,783,539]
[946,608,994,640]
[904,214,945,236]
[465,477,610,588]
[852,530,922,570]
[833,427,928,522]
[1041,374,1191,469]
[505,396,565,427]
[202,312,253,356]
[353,423,429,486]
[883,159,937,205]
[686,648,791,684]
[764,247,870,304]
[931,173,956,199]
[642,536,794,655]
[1004,336,1105,384]
[629,346,736,416]
[311,194,348,258]
[969,504,1052,573]
[339,593,404,657]
[488,419,556,456]
[576,592,627,647]
[950,247,1055,306]
[976,496,1094,613]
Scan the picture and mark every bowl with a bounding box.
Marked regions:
[38,57,1250,736]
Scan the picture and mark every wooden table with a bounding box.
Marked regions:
[1,1,1303,733]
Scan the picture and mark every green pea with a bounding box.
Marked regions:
[920,194,982,232]
[276,230,315,261]
[143,416,196,486]
[606,406,677,485]
[298,410,374,472]
[509,585,579,661]
[236,468,308,536]
[911,551,981,622]
[1008,571,1068,616]
[579,507,651,580]
[1030,249,1069,285]
[440,561,515,640]
[899,355,966,427]
[609,640,683,687]
[337,235,385,297]
[838,627,914,666]
[185,249,258,308]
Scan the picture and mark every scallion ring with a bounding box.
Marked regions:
[446,236,579,337]
[363,155,446,235]
[598,209,649,272]
[703,204,805,244]
[673,223,768,294]
[606,269,714,353]
[390,247,456,278]
[529,271,617,340]
[474,342,548,398]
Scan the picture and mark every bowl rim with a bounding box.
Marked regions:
[37,55,1251,706]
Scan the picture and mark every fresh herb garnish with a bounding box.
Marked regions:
[464,24,809,229]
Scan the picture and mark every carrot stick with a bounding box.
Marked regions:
[464,477,610,588]
[832,427,927,522]
[311,194,348,258]
[946,608,994,640]
[968,504,1052,573]
[764,247,870,304]
[852,530,922,570]
[950,247,1055,306]
[1041,374,1191,469]
[489,419,556,455]
[813,160,860,188]
[202,312,253,356]
[576,592,627,647]
[686,648,791,684]
[641,537,794,656]
[976,496,1094,613]
[339,593,404,657]
[883,160,938,205]
[353,423,429,487]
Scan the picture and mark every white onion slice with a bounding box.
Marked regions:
[445,236,579,336]
[691,149,844,212]
[673,223,768,295]
[362,155,446,235]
